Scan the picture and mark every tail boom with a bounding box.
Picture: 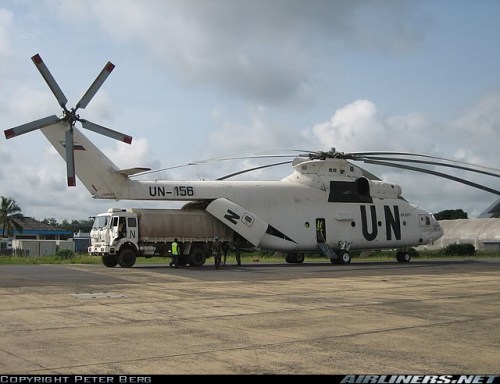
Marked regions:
[41,123,130,199]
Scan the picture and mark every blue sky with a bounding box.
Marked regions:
[1,0,499,221]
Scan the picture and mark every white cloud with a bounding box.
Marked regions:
[446,92,500,167]
[44,0,426,105]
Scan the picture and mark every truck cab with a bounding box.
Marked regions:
[88,208,139,267]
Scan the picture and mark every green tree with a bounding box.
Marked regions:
[41,217,58,226]
[0,196,23,238]
[42,217,93,234]
[434,209,468,220]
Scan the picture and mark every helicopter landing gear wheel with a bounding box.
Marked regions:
[285,253,305,263]
[102,255,118,267]
[396,251,411,263]
[118,248,137,268]
[339,251,351,264]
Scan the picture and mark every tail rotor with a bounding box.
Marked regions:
[3,53,132,186]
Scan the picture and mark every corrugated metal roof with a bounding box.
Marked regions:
[1,216,72,235]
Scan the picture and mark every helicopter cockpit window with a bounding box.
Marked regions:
[419,214,431,227]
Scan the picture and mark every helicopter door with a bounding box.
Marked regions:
[316,218,326,243]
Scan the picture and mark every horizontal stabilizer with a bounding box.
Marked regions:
[114,167,152,176]
[206,198,268,247]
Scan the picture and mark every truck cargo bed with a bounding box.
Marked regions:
[130,208,232,241]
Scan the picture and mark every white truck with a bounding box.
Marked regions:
[88,208,234,267]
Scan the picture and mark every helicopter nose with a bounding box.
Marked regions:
[431,218,444,240]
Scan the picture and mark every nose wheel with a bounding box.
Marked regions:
[331,251,351,264]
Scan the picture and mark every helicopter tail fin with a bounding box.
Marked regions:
[41,123,131,199]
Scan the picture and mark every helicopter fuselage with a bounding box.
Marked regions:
[109,157,444,254]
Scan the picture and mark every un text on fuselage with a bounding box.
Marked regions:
[149,185,195,198]
[360,204,402,242]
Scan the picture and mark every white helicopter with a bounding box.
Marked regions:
[5,54,500,264]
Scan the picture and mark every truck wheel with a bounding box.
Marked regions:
[118,248,137,268]
[102,255,118,267]
[189,246,207,267]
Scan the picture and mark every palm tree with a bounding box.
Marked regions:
[0,196,23,238]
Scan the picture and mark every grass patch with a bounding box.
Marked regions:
[0,250,498,266]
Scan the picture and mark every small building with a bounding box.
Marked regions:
[1,215,72,240]
[0,238,13,255]
[1,215,74,256]
[72,231,91,253]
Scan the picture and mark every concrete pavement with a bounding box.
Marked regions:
[0,260,498,374]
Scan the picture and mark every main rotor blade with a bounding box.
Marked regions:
[75,61,115,110]
[31,54,68,109]
[80,119,132,144]
[362,159,500,196]
[352,151,500,173]
[65,128,76,187]
[130,152,310,178]
[4,115,61,139]
[356,156,500,179]
[216,161,292,180]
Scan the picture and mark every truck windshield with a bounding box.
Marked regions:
[92,215,110,229]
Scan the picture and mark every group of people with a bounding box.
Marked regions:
[212,236,242,269]
[169,237,241,270]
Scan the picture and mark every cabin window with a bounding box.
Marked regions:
[128,217,137,227]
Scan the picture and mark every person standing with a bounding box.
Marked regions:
[229,242,242,266]
[235,247,241,266]
[212,236,222,270]
[222,241,229,265]
[170,238,180,269]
